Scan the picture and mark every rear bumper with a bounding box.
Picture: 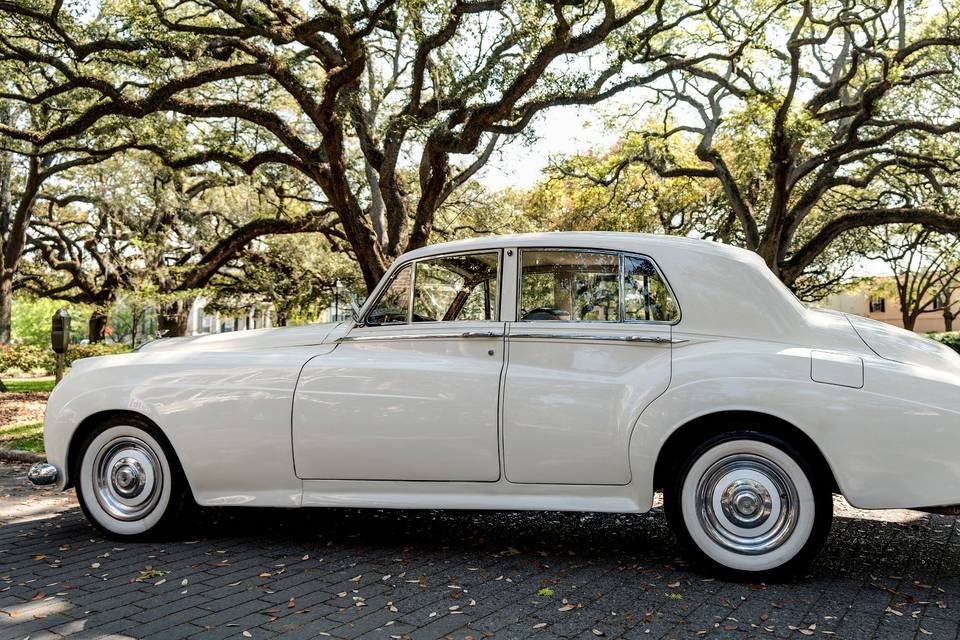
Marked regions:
[27,463,59,486]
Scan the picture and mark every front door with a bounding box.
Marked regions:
[502,249,678,485]
[293,251,504,481]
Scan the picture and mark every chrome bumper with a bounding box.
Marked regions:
[27,463,59,486]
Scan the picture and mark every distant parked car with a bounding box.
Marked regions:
[29,232,960,578]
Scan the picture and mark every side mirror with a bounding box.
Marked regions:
[350,296,364,326]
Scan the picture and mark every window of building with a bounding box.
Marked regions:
[869,296,885,313]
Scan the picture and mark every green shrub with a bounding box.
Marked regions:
[928,332,960,354]
[64,343,130,366]
[0,343,130,376]
[0,345,53,374]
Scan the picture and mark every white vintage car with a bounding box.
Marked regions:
[28,232,960,578]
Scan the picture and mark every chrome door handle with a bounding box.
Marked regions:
[625,335,669,343]
[461,331,502,338]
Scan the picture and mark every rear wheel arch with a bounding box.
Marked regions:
[652,410,839,495]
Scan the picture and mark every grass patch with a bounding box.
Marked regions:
[0,421,44,452]
[3,377,55,393]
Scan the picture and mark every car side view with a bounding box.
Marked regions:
[28,232,960,579]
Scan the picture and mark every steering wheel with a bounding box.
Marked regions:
[521,307,566,321]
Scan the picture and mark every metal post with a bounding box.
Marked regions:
[51,309,70,385]
[335,278,343,321]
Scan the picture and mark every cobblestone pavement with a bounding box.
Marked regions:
[2,461,959,640]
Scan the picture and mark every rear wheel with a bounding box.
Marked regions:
[664,431,832,580]
[75,417,188,539]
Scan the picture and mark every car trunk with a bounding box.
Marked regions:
[846,314,960,375]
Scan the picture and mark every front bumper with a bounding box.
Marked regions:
[27,463,59,486]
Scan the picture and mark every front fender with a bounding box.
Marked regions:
[44,346,331,506]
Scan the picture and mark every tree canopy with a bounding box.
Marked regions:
[1,0,960,345]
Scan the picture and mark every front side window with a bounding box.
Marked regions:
[366,264,413,325]
[412,252,499,322]
[518,249,678,323]
[519,251,620,321]
[365,252,500,325]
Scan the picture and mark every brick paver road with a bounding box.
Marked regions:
[2,461,959,640]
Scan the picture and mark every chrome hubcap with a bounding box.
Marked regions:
[93,436,163,521]
[696,454,799,555]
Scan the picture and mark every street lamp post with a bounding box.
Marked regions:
[334,278,343,321]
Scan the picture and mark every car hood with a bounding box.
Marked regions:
[845,314,960,374]
[136,323,341,353]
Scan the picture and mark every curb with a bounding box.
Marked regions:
[0,448,45,464]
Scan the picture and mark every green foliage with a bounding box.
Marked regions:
[65,343,131,365]
[0,345,52,374]
[0,343,130,376]
[4,378,55,392]
[11,297,89,346]
[0,421,44,453]
[929,332,960,354]
[524,128,719,238]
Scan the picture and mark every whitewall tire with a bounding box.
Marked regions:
[665,431,832,579]
[75,417,188,539]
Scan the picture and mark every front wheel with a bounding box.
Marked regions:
[664,431,832,580]
[75,417,188,539]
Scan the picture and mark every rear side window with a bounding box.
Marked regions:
[518,249,678,323]
[519,251,619,321]
[623,255,679,322]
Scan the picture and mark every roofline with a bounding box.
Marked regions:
[401,231,757,262]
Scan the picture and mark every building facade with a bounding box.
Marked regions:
[817,283,957,333]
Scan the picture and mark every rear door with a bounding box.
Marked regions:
[502,249,679,485]
[292,251,505,481]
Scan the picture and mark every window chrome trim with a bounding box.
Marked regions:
[338,330,503,343]
[515,247,681,325]
[360,248,504,326]
[508,332,687,344]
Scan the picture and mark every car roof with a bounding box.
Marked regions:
[400,231,756,262]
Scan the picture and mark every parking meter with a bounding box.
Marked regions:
[51,309,70,382]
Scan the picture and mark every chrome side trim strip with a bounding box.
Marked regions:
[508,332,687,344]
[338,330,503,342]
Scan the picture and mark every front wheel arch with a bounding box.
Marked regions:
[66,410,193,501]
[652,410,839,495]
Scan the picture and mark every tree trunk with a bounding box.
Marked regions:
[0,274,12,345]
[88,312,109,343]
[157,299,191,338]
[944,309,954,332]
[903,315,916,332]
